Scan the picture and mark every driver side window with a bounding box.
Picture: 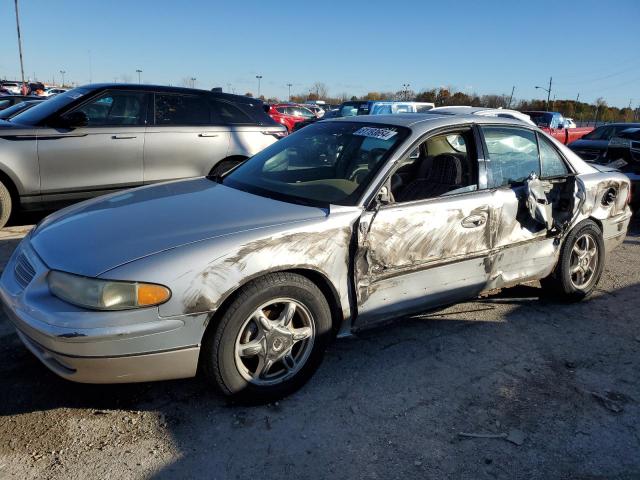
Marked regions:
[71,90,147,126]
[387,130,478,203]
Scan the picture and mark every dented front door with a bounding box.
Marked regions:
[354,191,494,325]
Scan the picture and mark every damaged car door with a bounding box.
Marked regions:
[481,126,580,289]
[354,128,493,325]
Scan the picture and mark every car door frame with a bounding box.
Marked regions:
[353,123,496,327]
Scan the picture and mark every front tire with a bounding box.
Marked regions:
[541,220,604,302]
[0,181,13,229]
[201,272,332,404]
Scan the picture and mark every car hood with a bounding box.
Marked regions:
[30,178,327,277]
[568,139,609,150]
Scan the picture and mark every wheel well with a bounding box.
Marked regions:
[208,155,248,176]
[202,268,344,340]
[0,168,20,205]
[588,216,603,234]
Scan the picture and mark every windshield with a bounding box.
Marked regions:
[582,125,636,141]
[10,87,90,125]
[526,112,553,127]
[224,121,409,206]
[0,101,33,119]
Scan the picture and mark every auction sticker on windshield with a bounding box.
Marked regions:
[353,127,398,140]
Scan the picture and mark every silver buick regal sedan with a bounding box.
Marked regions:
[0,114,632,402]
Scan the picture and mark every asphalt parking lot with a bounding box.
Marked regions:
[0,212,638,480]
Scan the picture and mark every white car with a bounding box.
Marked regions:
[430,106,535,126]
[44,88,69,97]
[1,82,22,94]
[565,118,577,128]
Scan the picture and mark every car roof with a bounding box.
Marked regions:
[79,83,262,105]
[327,112,530,134]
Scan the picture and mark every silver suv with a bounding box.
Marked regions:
[0,84,286,227]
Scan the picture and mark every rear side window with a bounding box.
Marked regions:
[537,134,569,177]
[155,94,210,125]
[211,99,253,124]
[482,127,540,187]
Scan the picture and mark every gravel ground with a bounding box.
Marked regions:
[0,213,638,480]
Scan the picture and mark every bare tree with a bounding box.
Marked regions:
[310,82,329,99]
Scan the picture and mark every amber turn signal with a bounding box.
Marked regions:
[137,283,171,306]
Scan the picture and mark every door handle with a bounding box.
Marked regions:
[461,214,487,228]
[112,135,137,139]
[198,133,219,137]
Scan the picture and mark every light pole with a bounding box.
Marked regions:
[59,70,66,87]
[256,75,262,98]
[14,0,26,93]
[136,69,143,84]
[287,83,293,101]
[535,76,552,111]
[190,77,196,88]
[402,83,410,100]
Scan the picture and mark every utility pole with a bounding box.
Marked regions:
[507,85,515,108]
[14,0,26,92]
[287,83,292,101]
[136,69,142,84]
[255,75,262,98]
[190,77,196,88]
[59,70,65,87]
[575,93,581,123]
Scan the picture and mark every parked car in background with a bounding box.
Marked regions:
[266,103,316,132]
[0,99,46,120]
[370,102,434,114]
[0,114,631,402]
[568,123,640,161]
[338,100,375,116]
[304,104,325,118]
[0,83,285,227]
[430,106,535,125]
[569,124,640,209]
[0,82,21,95]
[0,95,35,111]
[44,88,69,97]
[565,117,577,128]
[337,100,434,117]
[523,111,593,144]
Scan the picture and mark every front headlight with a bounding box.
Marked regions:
[48,271,171,310]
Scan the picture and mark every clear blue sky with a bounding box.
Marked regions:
[1,0,639,108]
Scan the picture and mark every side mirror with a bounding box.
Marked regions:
[377,185,392,206]
[60,111,88,128]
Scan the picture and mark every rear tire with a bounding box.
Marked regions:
[0,181,13,229]
[201,272,332,404]
[541,220,604,302]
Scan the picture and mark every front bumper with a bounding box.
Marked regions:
[0,238,206,383]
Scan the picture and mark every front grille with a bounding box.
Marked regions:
[14,253,36,289]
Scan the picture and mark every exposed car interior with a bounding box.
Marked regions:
[388,130,478,203]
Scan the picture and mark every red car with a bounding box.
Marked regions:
[523,111,593,144]
[266,104,316,132]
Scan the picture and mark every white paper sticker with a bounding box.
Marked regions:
[353,127,398,141]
